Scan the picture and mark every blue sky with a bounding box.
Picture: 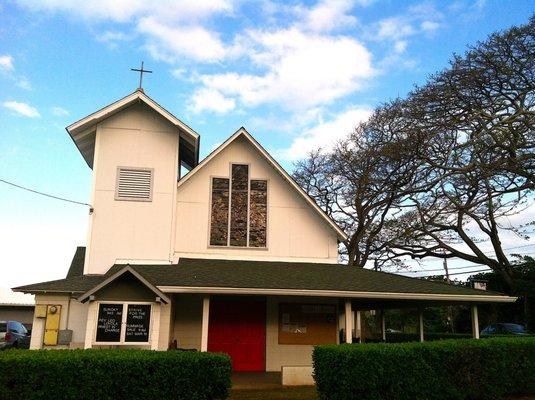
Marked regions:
[1,0,534,287]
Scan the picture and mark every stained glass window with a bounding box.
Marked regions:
[249,180,267,247]
[230,164,249,246]
[210,165,267,247]
[209,178,229,246]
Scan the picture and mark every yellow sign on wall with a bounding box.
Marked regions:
[35,305,47,318]
[43,305,62,346]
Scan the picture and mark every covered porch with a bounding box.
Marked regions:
[168,293,490,371]
[15,256,516,382]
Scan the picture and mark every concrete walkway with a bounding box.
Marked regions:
[232,372,282,389]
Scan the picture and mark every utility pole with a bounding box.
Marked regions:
[443,250,454,332]
[443,256,451,284]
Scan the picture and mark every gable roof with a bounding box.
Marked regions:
[13,258,515,303]
[77,266,170,304]
[66,89,200,169]
[178,127,347,240]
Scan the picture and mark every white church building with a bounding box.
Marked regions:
[15,89,515,378]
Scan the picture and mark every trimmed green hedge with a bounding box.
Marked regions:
[386,332,472,342]
[385,332,535,343]
[0,349,232,400]
[313,337,535,400]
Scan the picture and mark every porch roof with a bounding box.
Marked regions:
[13,257,516,303]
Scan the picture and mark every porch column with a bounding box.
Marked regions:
[381,310,386,342]
[344,299,353,344]
[355,310,362,343]
[200,295,210,351]
[150,303,161,350]
[84,301,97,349]
[471,304,480,339]
[418,308,424,342]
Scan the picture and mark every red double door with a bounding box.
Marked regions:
[208,298,266,371]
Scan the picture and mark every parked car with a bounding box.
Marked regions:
[0,320,31,349]
[481,323,528,336]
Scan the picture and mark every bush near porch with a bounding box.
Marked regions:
[0,349,232,400]
[384,332,535,343]
[313,337,535,400]
[385,332,472,342]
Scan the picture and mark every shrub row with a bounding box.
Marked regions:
[313,337,535,400]
[385,332,535,343]
[0,349,232,400]
[385,332,471,342]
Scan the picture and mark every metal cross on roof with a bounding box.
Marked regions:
[130,61,152,91]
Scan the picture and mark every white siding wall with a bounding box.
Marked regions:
[29,294,89,350]
[85,103,180,274]
[174,136,339,263]
[172,294,203,350]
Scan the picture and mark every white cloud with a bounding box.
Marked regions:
[138,16,229,62]
[194,28,374,111]
[97,30,128,43]
[171,68,188,79]
[371,2,443,41]
[0,55,14,71]
[421,20,440,33]
[296,0,358,33]
[376,17,415,40]
[16,77,32,90]
[15,0,233,23]
[3,101,40,118]
[394,40,407,54]
[52,106,70,116]
[369,3,443,69]
[96,30,130,48]
[190,88,235,113]
[279,106,372,161]
[16,0,234,62]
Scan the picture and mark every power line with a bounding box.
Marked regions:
[400,268,491,277]
[502,243,535,251]
[398,268,491,278]
[401,265,492,273]
[385,244,535,271]
[401,260,534,278]
[422,268,491,277]
[406,268,492,278]
[0,178,92,208]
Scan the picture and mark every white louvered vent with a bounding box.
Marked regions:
[115,167,154,201]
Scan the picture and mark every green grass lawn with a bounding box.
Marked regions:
[229,386,318,400]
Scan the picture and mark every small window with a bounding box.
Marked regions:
[115,167,154,202]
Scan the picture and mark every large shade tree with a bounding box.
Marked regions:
[294,16,535,285]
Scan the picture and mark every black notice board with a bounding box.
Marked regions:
[96,303,123,342]
[125,304,151,342]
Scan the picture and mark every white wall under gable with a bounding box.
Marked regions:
[174,135,339,262]
[85,103,180,274]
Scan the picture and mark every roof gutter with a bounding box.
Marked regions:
[157,286,517,303]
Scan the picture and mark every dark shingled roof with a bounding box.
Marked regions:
[14,274,105,294]
[66,247,86,278]
[14,256,509,300]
